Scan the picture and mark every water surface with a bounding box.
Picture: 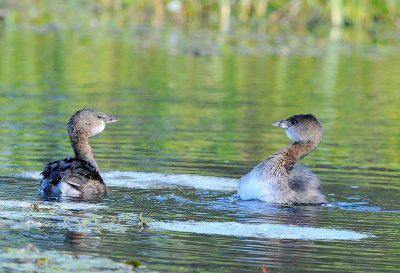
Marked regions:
[0,27,399,272]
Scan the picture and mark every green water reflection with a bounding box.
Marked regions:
[1,28,399,174]
[0,27,399,272]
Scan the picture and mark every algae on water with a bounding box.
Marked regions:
[0,199,152,234]
[0,244,135,272]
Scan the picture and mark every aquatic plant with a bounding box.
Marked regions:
[137,213,149,230]
[0,244,134,272]
[126,259,142,268]
[0,199,151,234]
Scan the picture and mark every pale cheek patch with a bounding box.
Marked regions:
[91,122,105,136]
[286,128,299,141]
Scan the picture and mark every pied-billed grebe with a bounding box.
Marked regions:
[238,114,325,204]
[40,109,119,198]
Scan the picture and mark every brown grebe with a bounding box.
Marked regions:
[238,114,325,204]
[40,109,118,198]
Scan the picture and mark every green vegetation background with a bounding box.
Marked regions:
[1,0,399,40]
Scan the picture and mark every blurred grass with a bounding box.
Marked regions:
[0,0,399,37]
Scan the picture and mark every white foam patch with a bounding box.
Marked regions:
[20,171,41,179]
[152,221,371,240]
[19,171,238,191]
[0,200,107,210]
[103,171,238,191]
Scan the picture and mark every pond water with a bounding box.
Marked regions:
[0,27,399,272]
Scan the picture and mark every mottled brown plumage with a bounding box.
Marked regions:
[40,109,118,198]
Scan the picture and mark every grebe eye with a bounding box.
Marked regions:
[98,115,102,119]
[291,120,297,125]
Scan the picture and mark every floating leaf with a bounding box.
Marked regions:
[126,260,141,268]
[36,257,49,266]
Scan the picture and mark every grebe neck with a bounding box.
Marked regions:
[281,140,319,172]
[69,133,99,171]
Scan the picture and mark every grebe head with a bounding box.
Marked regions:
[68,109,119,138]
[272,114,322,142]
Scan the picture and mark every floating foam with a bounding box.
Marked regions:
[103,171,238,191]
[152,221,371,240]
[19,171,41,179]
[18,171,238,191]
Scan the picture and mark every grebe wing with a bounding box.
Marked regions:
[41,157,104,190]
